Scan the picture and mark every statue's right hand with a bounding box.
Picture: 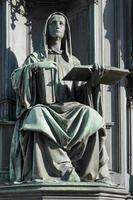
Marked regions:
[32,60,57,71]
[37,60,56,69]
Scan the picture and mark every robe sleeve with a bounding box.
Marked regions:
[11,54,37,118]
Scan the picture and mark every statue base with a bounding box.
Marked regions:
[0,182,130,200]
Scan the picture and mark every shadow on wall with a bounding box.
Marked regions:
[6,48,18,121]
[29,18,44,52]
[103,0,115,66]
[103,0,125,66]
[103,0,120,173]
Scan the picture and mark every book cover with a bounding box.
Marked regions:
[63,65,129,85]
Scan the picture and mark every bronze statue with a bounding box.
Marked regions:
[10,12,110,184]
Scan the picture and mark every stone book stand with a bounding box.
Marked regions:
[63,65,130,85]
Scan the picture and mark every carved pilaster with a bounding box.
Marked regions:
[0,121,14,183]
[126,73,133,175]
[0,0,16,121]
[127,99,133,175]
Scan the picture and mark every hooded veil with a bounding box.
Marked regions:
[41,12,72,62]
[10,12,109,183]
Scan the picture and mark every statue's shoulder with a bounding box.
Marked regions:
[11,51,43,77]
[25,51,42,63]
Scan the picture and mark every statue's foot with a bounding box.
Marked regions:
[32,179,44,184]
[96,177,118,187]
[61,168,80,182]
[17,179,44,184]
[13,181,23,184]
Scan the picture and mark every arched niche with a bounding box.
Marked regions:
[22,0,95,64]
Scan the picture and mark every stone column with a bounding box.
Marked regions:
[0,0,27,183]
[0,0,15,183]
[0,0,16,121]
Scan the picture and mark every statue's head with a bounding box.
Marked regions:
[41,12,72,62]
[47,14,66,40]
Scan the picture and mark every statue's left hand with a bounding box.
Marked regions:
[88,64,105,88]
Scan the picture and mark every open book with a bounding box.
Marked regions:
[63,65,129,85]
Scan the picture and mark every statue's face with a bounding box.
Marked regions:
[48,15,66,39]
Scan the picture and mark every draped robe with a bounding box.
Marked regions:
[10,50,109,183]
[10,12,110,183]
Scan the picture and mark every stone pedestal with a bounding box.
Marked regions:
[0,183,130,200]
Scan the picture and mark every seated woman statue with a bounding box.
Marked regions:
[10,12,110,183]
